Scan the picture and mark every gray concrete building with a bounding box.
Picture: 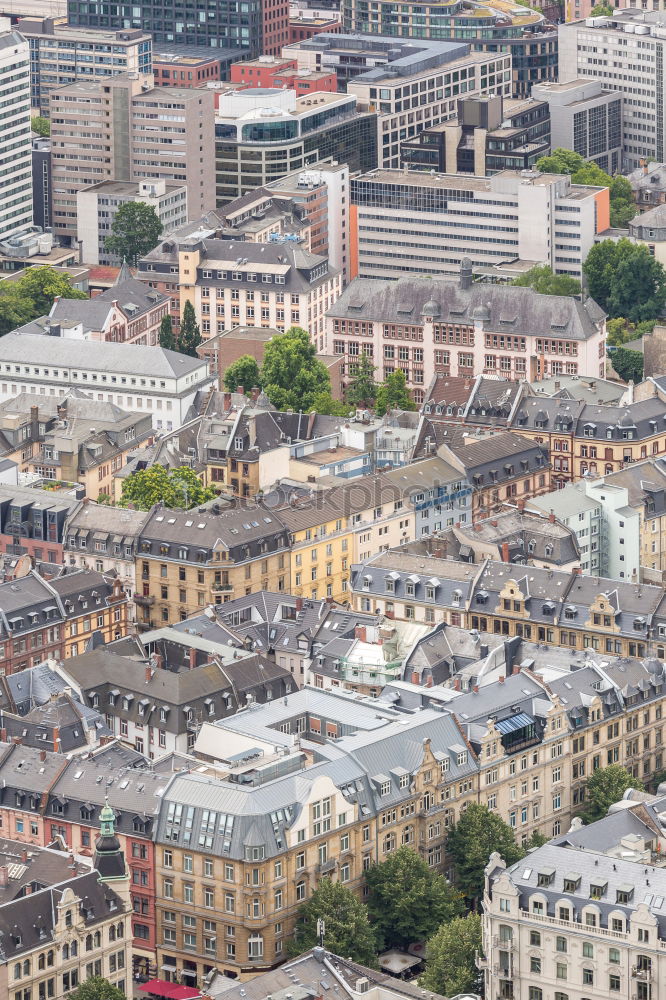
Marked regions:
[532,78,623,173]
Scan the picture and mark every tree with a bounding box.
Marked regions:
[536,148,586,174]
[526,829,548,849]
[68,978,126,1000]
[104,201,163,267]
[447,804,524,901]
[178,300,202,357]
[590,0,613,12]
[261,326,331,411]
[158,314,177,351]
[288,878,378,966]
[374,369,416,415]
[31,115,50,137]
[609,346,643,384]
[346,353,378,408]
[512,264,581,297]
[584,239,666,321]
[119,465,216,511]
[420,914,483,998]
[310,391,349,416]
[611,198,637,228]
[582,764,635,823]
[223,355,262,393]
[366,846,463,950]
[0,288,36,336]
[606,317,634,347]
[13,266,87,316]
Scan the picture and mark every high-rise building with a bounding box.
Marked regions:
[283,34,513,170]
[0,20,33,243]
[351,168,609,281]
[558,10,666,170]
[17,15,152,116]
[532,79,623,174]
[49,76,215,244]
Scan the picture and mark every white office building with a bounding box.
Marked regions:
[559,10,666,169]
[0,333,214,430]
[0,20,33,243]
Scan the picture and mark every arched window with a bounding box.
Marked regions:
[62,944,69,960]
[13,962,21,980]
[70,941,77,957]
[85,934,93,952]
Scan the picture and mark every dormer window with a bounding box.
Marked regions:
[563,873,581,892]
[537,868,555,887]
[590,881,607,900]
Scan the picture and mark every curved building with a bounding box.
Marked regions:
[341,0,558,96]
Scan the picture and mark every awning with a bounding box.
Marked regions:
[495,712,536,735]
[138,982,202,1000]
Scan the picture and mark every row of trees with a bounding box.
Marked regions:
[536,147,636,228]
[223,330,415,416]
[158,303,201,357]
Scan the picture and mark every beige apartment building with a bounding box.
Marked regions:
[50,75,215,245]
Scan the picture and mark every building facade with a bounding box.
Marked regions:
[0,21,33,243]
[532,78,624,174]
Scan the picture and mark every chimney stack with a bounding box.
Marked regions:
[453,677,461,691]
[189,646,197,670]
[473,684,479,694]
[0,866,8,888]
[355,625,367,643]
[145,664,153,684]
[411,670,420,685]
[39,750,46,762]
[498,675,505,684]
[236,385,244,395]
[500,541,510,562]
[549,510,556,523]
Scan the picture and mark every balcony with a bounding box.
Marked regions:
[632,967,652,980]
[492,936,515,950]
[317,858,337,875]
[212,582,233,593]
[134,594,155,607]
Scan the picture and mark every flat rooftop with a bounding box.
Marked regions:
[355,167,603,197]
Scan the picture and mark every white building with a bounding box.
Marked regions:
[0,333,214,430]
[558,10,666,170]
[351,168,609,280]
[0,21,33,243]
[77,178,188,266]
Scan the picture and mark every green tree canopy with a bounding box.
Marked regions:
[610,347,643,383]
[104,201,163,267]
[536,148,586,174]
[31,115,50,137]
[582,764,635,823]
[15,266,87,315]
[68,978,126,1000]
[446,804,524,900]
[420,913,483,998]
[512,264,581,296]
[309,391,350,416]
[158,314,176,351]
[590,0,613,12]
[288,878,378,966]
[261,326,331,411]
[178,300,202,357]
[119,465,216,511]
[374,369,416,415]
[346,353,378,408]
[584,238,666,321]
[366,846,463,950]
[223,355,262,393]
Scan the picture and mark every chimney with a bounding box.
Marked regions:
[517,498,525,512]
[223,392,232,411]
[432,545,444,558]
[189,646,197,670]
[425,674,433,688]
[355,625,367,643]
[21,848,27,863]
[473,684,479,694]
[573,566,582,576]
[154,652,164,671]
[0,728,6,744]
[296,597,303,612]
[554,380,560,390]
[491,520,498,527]
[250,385,261,402]
[145,664,153,684]
[52,727,60,751]
[500,542,510,562]
[459,257,473,290]
[453,677,461,691]
[30,405,39,434]
[0,866,8,888]
[39,750,46,762]
[512,663,521,675]
[411,670,420,685]
[498,675,505,684]
[236,384,244,395]
[548,510,556,523]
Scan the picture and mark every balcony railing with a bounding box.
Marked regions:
[134,594,155,607]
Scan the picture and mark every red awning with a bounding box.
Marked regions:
[138,981,202,1000]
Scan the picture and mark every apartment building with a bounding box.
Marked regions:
[0,567,127,673]
[77,178,188,267]
[214,86,377,204]
[528,481,604,575]
[230,55,337,93]
[0,333,213,431]
[351,168,609,281]
[351,547,666,659]
[283,34,512,170]
[558,10,666,170]
[135,503,291,626]
[0,483,80,564]
[532,78,623,174]
[144,236,342,352]
[402,95,550,175]
[154,691,478,983]
[17,15,152,116]
[325,263,607,400]
[483,799,666,1000]
[0,740,168,981]
[153,49,224,88]
[0,21,33,243]
[49,75,215,245]
[0,835,131,1000]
